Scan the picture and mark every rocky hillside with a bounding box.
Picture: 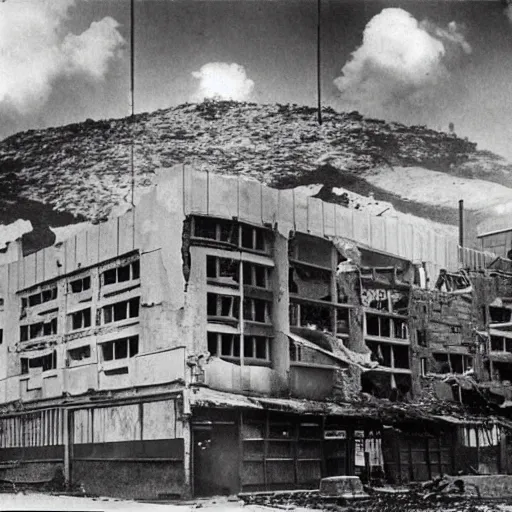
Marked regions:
[1,100,511,251]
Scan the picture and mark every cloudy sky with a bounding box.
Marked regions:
[2,0,512,160]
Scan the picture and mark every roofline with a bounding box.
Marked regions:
[477,227,512,238]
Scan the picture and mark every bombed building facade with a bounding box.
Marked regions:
[0,165,510,499]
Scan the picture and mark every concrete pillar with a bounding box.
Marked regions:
[272,232,290,394]
[63,408,71,485]
[181,389,192,499]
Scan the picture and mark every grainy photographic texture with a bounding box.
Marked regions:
[1,1,512,511]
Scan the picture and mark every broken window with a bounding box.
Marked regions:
[390,292,409,314]
[432,353,451,374]
[102,297,140,324]
[493,362,512,382]
[290,233,332,269]
[207,332,240,358]
[193,216,239,245]
[243,298,272,323]
[393,345,410,369]
[101,335,139,362]
[68,345,91,362]
[289,265,331,300]
[24,286,58,308]
[366,313,407,340]
[207,256,240,286]
[417,329,427,347]
[101,259,140,287]
[20,318,57,342]
[20,350,57,374]
[244,336,271,360]
[489,306,512,324]
[241,224,266,251]
[420,357,428,376]
[243,262,270,288]
[207,332,270,361]
[289,301,333,332]
[69,276,91,293]
[69,308,91,331]
[289,340,303,362]
[207,293,240,323]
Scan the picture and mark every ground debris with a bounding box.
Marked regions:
[238,487,512,512]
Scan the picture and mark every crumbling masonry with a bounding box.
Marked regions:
[0,165,510,499]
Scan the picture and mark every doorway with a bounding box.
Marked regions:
[193,422,239,496]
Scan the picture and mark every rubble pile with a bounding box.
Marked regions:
[238,487,509,511]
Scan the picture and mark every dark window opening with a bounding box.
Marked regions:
[69,276,91,293]
[417,329,427,347]
[491,336,504,352]
[433,353,450,374]
[490,306,511,324]
[394,345,410,369]
[68,345,91,362]
[290,302,332,332]
[21,350,57,374]
[194,216,218,239]
[207,256,240,285]
[70,309,91,330]
[102,260,140,286]
[103,268,117,285]
[207,293,239,321]
[243,298,271,323]
[118,264,130,282]
[101,335,139,362]
[493,362,512,382]
[103,297,140,324]
[243,262,269,288]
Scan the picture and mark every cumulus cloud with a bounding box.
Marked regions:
[0,0,124,115]
[334,8,471,120]
[191,62,255,102]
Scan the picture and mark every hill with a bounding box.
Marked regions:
[1,100,511,252]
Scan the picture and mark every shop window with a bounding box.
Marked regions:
[69,276,91,293]
[101,335,139,362]
[69,308,91,331]
[207,256,239,286]
[67,345,91,362]
[21,350,57,374]
[102,259,140,286]
[102,297,140,324]
[243,298,271,323]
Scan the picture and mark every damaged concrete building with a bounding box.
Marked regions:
[0,165,510,499]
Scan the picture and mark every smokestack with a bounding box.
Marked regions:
[459,199,464,247]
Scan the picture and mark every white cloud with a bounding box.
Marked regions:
[0,0,124,114]
[191,62,255,102]
[334,8,471,118]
